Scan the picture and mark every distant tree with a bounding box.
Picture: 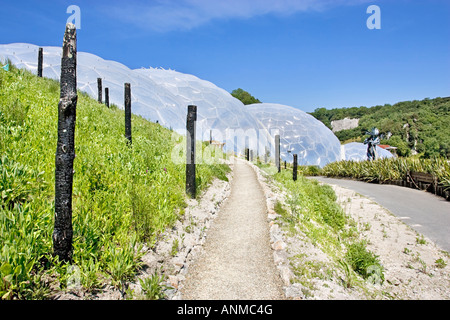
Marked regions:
[382,136,410,157]
[423,137,440,158]
[231,88,261,105]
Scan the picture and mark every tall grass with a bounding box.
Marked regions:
[322,157,450,187]
[0,66,230,299]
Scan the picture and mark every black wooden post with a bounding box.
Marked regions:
[53,23,77,263]
[37,47,43,77]
[105,87,109,108]
[293,154,298,181]
[275,135,280,173]
[246,148,249,161]
[97,78,102,103]
[186,105,197,198]
[264,146,268,164]
[284,160,286,170]
[124,83,132,145]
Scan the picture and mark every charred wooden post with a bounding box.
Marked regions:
[186,105,197,198]
[97,78,102,103]
[105,87,109,108]
[53,23,77,263]
[37,47,43,77]
[275,135,280,173]
[264,146,268,163]
[124,83,132,145]
[293,154,298,181]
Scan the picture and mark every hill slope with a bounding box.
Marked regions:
[0,64,229,299]
[310,97,450,158]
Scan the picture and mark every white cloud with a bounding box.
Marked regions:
[107,0,370,32]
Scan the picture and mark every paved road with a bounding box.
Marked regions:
[309,176,450,253]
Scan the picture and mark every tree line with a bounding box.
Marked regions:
[309,97,450,159]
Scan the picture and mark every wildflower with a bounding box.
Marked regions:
[164,167,167,172]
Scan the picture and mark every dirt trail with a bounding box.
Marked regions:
[181,158,284,299]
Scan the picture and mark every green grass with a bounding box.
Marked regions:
[258,164,385,293]
[0,65,230,299]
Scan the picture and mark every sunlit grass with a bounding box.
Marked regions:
[0,66,229,299]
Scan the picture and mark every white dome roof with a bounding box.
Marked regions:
[342,142,395,161]
[0,43,256,141]
[246,103,342,167]
[1,43,350,167]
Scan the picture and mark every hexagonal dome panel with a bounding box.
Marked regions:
[246,103,342,167]
[0,43,256,143]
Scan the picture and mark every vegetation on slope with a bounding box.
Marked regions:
[0,64,229,299]
[310,97,450,158]
[258,164,385,293]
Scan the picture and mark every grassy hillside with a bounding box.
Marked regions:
[0,64,229,299]
[310,97,450,158]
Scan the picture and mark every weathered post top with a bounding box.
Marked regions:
[60,24,77,99]
[187,104,197,122]
[38,47,43,78]
[97,78,102,103]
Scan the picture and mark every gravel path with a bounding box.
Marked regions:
[181,159,284,300]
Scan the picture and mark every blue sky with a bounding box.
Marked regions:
[1,0,449,112]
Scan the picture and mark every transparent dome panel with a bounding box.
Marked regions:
[0,43,259,152]
[246,103,342,167]
[342,142,395,161]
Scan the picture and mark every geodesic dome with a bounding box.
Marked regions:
[1,43,350,167]
[246,103,342,167]
[342,142,395,161]
[133,67,258,142]
[0,43,256,143]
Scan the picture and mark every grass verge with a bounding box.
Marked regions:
[258,164,385,297]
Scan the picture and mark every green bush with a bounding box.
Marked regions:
[345,241,384,283]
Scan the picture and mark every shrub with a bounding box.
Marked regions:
[345,241,384,283]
